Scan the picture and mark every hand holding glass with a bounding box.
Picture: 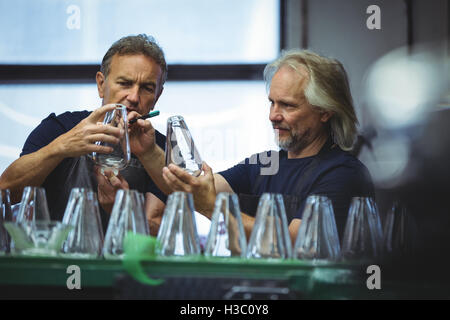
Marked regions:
[92,104,131,175]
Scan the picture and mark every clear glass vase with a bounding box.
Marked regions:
[204,192,247,257]
[246,193,291,259]
[165,115,202,177]
[156,192,200,256]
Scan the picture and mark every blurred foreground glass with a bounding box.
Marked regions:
[61,188,104,258]
[156,192,200,256]
[341,197,383,261]
[16,186,51,223]
[91,104,131,175]
[103,189,149,259]
[293,195,341,261]
[4,221,72,256]
[0,189,12,254]
[246,193,291,259]
[383,202,417,257]
[204,193,246,257]
[165,115,202,177]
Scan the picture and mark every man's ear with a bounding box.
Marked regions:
[320,111,334,123]
[96,71,106,99]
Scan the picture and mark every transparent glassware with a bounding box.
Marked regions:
[341,197,384,261]
[61,188,104,258]
[156,192,200,256]
[4,221,72,256]
[204,193,247,258]
[246,193,292,259]
[16,186,51,223]
[0,189,12,254]
[103,189,149,259]
[383,201,417,257]
[91,104,131,175]
[165,115,202,177]
[293,195,341,261]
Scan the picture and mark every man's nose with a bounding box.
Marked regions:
[269,104,283,122]
[127,85,139,105]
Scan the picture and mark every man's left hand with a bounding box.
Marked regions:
[95,167,129,214]
[162,162,217,218]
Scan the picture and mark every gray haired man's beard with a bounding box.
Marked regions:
[274,129,311,153]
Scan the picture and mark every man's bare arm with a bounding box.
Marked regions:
[138,145,173,195]
[0,104,120,203]
[0,144,65,203]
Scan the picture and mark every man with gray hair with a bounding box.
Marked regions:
[0,34,168,233]
[134,49,374,240]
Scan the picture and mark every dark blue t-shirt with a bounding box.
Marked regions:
[20,111,166,230]
[219,144,374,236]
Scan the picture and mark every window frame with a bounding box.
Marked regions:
[0,0,285,84]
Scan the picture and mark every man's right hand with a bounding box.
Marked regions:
[127,111,158,158]
[49,104,122,158]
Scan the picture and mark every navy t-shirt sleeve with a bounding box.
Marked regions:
[21,113,66,156]
[21,111,90,156]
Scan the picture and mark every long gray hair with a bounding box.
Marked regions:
[264,49,358,151]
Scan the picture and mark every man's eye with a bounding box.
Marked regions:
[282,102,295,109]
[144,87,155,93]
[118,81,131,86]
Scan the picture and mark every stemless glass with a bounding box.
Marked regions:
[156,192,200,256]
[16,186,51,223]
[91,104,131,175]
[341,197,384,261]
[61,188,104,258]
[293,195,341,261]
[246,193,292,259]
[165,115,202,177]
[0,189,12,254]
[4,221,72,256]
[204,193,247,258]
[103,189,149,259]
[383,201,417,257]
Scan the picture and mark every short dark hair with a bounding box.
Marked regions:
[100,34,168,88]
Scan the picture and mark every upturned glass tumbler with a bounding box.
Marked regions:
[341,197,383,261]
[103,189,149,259]
[156,192,200,256]
[293,195,341,261]
[165,115,202,177]
[0,189,12,254]
[204,193,247,257]
[383,201,417,257]
[16,186,51,223]
[246,193,292,259]
[61,188,104,258]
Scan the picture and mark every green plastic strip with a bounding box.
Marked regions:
[122,232,164,286]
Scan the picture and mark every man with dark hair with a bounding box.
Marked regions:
[0,34,167,233]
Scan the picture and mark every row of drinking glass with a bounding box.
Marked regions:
[0,186,413,261]
[159,192,402,261]
[0,187,146,258]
